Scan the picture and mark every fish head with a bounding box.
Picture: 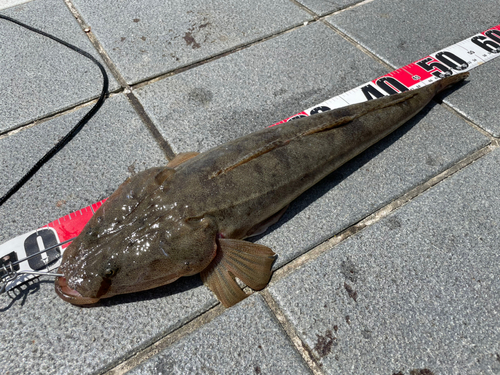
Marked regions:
[55,167,218,305]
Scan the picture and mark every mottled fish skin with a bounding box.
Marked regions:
[55,73,468,307]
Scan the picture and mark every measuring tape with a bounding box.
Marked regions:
[274,25,500,124]
[1,24,499,294]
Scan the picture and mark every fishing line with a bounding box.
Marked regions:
[7,237,74,268]
[0,14,109,207]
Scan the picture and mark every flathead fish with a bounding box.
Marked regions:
[55,72,468,307]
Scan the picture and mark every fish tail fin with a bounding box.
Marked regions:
[200,238,276,307]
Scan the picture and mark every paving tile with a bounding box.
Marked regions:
[128,294,310,375]
[0,93,167,244]
[326,0,500,136]
[295,0,358,16]
[0,275,216,375]
[136,21,489,267]
[71,0,312,84]
[0,0,119,134]
[269,147,500,375]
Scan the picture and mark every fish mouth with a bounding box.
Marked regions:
[54,276,101,305]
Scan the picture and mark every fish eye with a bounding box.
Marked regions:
[104,268,116,278]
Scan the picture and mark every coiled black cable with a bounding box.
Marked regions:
[0,14,108,206]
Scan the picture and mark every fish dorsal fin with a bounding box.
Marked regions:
[154,167,176,185]
[200,238,277,307]
[209,92,421,179]
[167,152,200,169]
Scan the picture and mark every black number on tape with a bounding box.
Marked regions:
[471,35,500,53]
[24,229,61,270]
[485,29,500,44]
[417,57,452,78]
[361,84,384,100]
[376,77,408,95]
[435,51,469,70]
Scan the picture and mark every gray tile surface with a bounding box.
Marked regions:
[0,93,167,244]
[128,294,310,375]
[445,57,500,137]
[135,21,389,154]
[0,275,216,375]
[269,147,500,375]
[0,0,119,133]
[326,0,500,136]
[71,0,312,84]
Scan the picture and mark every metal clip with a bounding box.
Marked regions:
[0,262,18,294]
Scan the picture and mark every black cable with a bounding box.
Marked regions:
[0,14,109,206]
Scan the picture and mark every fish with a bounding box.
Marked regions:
[55,72,468,307]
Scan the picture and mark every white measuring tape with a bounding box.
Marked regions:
[1,24,499,294]
[273,25,500,124]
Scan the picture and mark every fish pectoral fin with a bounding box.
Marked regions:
[200,238,277,307]
[218,239,277,290]
[167,152,200,168]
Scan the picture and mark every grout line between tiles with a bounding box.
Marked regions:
[287,0,319,19]
[0,97,96,139]
[261,290,325,375]
[124,92,176,160]
[0,91,123,139]
[289,0,376,19]
[320,19,395,72]
[130,22,311,90]
[328,0,377,16]
[63,0,176,160]
[286,0,395,75]
[440,101,498,140]
[101,304,225,375]
[62,0,127,88]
